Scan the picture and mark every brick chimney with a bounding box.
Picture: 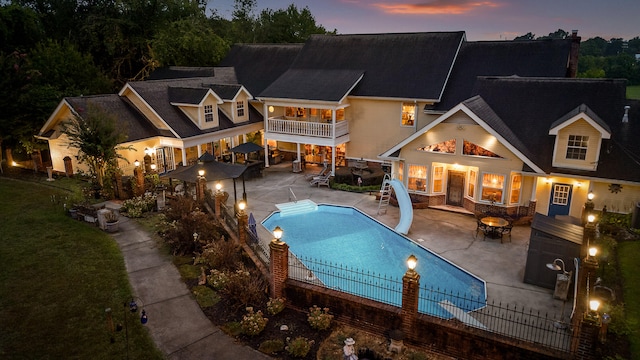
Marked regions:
[567,30,581,78]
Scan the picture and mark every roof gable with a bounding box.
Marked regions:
[549,104,611,139]
[259,69,364,103]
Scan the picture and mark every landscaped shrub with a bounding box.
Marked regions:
[258,339,285,355]
[122,193,157,217]
[195,237,241,271]
[221,267,268,309]
[240,307,268,336]
[207,269,230,290]
[266,297,286,315]
[286,336,314,358]
[308,305,334,331]
[159,204,227,256]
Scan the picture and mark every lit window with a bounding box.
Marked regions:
[432,166,444,193]
[481,173,505,203]
[467,170,476,198]
[401,103,416,126]
[463,140,503,158]
[336,108,345,121]
[566,135,588,160]
[204,105,214,122]
[398,162,404,182]
[418,139,456,153]
[408,165,427,192]
[509,174,522,204]
[237,101,245,117]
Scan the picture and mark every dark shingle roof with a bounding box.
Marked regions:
[208,84,243,100]
[148,66,217,80]
[276,32,464,100]
[432,39,572,111]
[168,87,210,105]
[469,77,640,182]
[219,44,304,96]
[65,95,172,142]
[260,69,364,102]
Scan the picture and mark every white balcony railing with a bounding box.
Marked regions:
[267,117,349,138]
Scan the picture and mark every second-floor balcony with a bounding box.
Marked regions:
[267,117,349,139]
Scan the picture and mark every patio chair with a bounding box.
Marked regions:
[304,162,328,181]
[310,172,331,188]
[500,224,513,243]
[475,219,488,239]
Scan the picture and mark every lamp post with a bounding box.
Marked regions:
[237,200,248,245]
[134,160,144,196]
[269,226,288,298]
[196,168,206,202]
[401,254,420,340]
[214,182,224,218]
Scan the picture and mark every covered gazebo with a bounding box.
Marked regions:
[163,153,248,205]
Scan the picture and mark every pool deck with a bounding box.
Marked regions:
[218,162,563,318]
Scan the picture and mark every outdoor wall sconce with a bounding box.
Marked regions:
[268,105,275,113]
[134,160,140,167]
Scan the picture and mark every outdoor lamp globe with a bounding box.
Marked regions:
[273,226,283,240]
[134,160,140,167]
[589,247,598,258]
[587,191,595,201]
[198,169,205,177]
[587,214,596,223]
[238,201,246,212]
[406,254,418,271]
[215,182,222,191]
[589,300,600,312]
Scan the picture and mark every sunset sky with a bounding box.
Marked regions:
[209,0,639,41]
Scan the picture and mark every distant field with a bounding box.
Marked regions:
[628,85,640,99]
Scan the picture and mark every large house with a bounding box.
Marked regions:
[37,31,640,218]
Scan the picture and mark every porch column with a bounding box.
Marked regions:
[181,148,187,168]
[196,144,202,158]
[331,146,336,175]
[263,103,270,168]
[296,143,301,162]
[263,137,270,168]
[530,178,538,202]
[331,111,337,175]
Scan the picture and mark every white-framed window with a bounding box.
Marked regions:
[552,184,571,205]
[509,174,522,204]
[481,172,505,203]
[566,135,588,160]
[401,103,416,126]
[204,105,214,122]
[467,170,477,198]
[432,165,444,193]
[408,164,427,192]
[236,101,245,117]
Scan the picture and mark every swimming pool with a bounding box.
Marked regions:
[261,204,487,318]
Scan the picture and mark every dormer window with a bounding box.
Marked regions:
[204,105,214,123]
[566,135,588,160]
[237,101,245,117]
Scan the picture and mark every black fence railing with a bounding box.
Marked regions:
[288,255,574,354]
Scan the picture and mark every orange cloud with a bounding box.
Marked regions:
[373,1,501,15]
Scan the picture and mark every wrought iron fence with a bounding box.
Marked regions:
[288,254,574,354]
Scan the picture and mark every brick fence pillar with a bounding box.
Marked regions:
[135,166,145,196]
[237,211,248,245]
[196,175,206,202]
[269,239,289,299]
[401,266,420,340]
[214,190,224,218]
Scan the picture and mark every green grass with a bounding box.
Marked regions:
[628,85,640,100]
[0,178,163,359]
[618,241,640,357]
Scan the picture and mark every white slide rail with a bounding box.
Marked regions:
[388,179,413,234]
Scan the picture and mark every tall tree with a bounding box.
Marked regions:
[255,4,335,43]
[513,32,535,41]
[152,17,230,67]
[61,103,131,187]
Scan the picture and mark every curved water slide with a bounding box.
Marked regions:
[388,179,413,235]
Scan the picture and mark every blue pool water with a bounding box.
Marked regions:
[261,204,487,318]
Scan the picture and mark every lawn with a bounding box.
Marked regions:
[0,178,162,359]
[628,85,640,100]
[618,240,640,357]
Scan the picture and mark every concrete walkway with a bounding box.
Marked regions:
[108,212,271,360]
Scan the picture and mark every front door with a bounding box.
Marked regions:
[447,171,465,206]
[548,183,572,217]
